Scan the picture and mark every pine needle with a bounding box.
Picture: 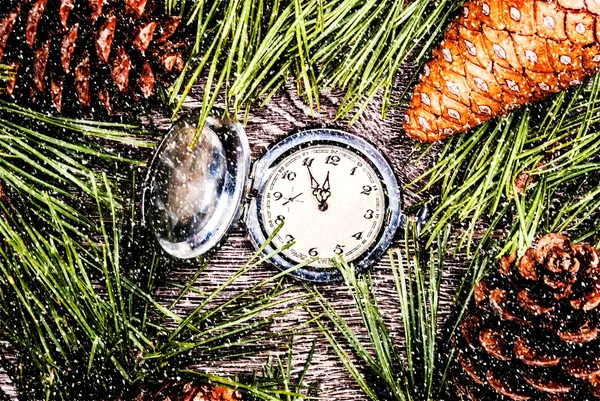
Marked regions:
[166,0,461,143]
[0,173,315,399]
[307,223,465,401]
[414,76,600,255]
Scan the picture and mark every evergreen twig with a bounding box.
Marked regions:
[165,0,462,143]
[0,178,315,400]
[415,75,600,256]
[307,224,469,401]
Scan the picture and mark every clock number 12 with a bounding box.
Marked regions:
[325,155,341,166]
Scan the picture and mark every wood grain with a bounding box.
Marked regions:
[143,79,468,400]
[1,76,472,400]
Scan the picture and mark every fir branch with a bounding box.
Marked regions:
[0,101,153,251]
[307,224,465,401]
[243,337,319,401]
[166,0,461,143]
[415,75,600,255]
[0,178,315,400]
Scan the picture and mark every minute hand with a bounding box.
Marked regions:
[321,172,331,201]
[318,172,331,211]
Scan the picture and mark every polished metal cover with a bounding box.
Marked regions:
[142,110,251,259]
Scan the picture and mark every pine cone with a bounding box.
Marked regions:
[404,0,600,143]
[452,234,600,400]
[0,0,186,114]
[130,382,242,401]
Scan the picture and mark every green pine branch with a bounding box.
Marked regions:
[0,96,154,252]
[414,75,600,257]
[0,65,317,398]
[306,224,503,401]
[0,176,316,400]
[306,225,467,401]
[165,0,463,144]
[243,337,319,400]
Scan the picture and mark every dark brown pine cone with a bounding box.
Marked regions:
[0,0,187,114]
[452,234,600,401]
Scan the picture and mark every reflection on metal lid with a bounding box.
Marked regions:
[142,110,250,259]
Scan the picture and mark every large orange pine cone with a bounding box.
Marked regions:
[0,0,186,114]
[452,234,600,400]
[404,0,600,142]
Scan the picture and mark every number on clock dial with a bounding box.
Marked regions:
[261,145,385,268]
[325,155,341,166]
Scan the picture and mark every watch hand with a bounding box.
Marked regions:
[318,171,331,212]
[322,171,330,192]
[306,165,324,203]
[306,165,321,191]
[282,193,303,206]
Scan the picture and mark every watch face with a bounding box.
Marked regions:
[246,128,402,282]
[259,145,386,268]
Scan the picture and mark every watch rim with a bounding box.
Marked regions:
[246,128,402,283]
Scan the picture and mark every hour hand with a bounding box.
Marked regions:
[306,166,321,196]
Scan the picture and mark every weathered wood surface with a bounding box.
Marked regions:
[143,80,470,400]
[1,77,473,400]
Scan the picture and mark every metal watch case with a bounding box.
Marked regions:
[142,109,404,282]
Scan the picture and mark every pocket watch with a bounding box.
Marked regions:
[142,109,408,282]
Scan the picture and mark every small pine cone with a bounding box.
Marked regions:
[0,0,187,114]
[404,0,600,142]
[452,234,600,401]
[131,382,242,401]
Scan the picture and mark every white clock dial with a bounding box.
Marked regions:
[259,145,386,268]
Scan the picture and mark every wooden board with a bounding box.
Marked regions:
[1,78,473,400]
[143,80,469,400]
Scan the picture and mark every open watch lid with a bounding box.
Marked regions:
[142,110,251,259]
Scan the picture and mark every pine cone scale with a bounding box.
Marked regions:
[126,0,149,19]
[26,0,48,49]
[33,39,50,92]
[0,6,19,62]
[89,0,104,24]
[515,336,562,367]
[50,73,63,112]
[133,382,242,401]
[96,15,117,64]
[59,0,74,30]
[138,61,155,98]
[61,24,79,73]
[404,0,600,142]
[452,234,600,400]
[517,289,554,315]
[556,322,598,343]
[486,370,533,401]
[133,22,159,52]
[112,47,131,93]
[458,352,488,385]
[523,370,573,394]
[480,327,514,360]
[75,53,91,107]
[563,357,600,379]
[591,375,600,397]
